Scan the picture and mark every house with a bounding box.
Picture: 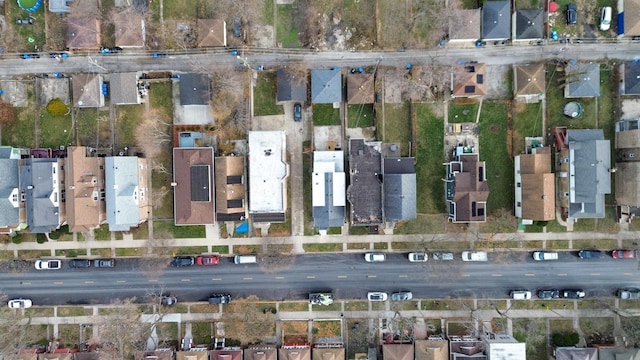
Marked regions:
[312,346,345,360]
[65,146,106,232]
[72,74,105,108]
[311,69,342,104]
[104,156,149,231]
[556,129,611,221]
[248,131,289,223]
[415,338,449,360]
[179,73,213,125]
[449,335,485,359]
[172,147,216,225]
[564,63,600,98]
[482,333,526,359]
[481,1,511,41]
[346,139,383,226]
[210,348,243,360]
[277,67,308,103]
[177,347,209,360]
[0,147,22,234]
[113,11,145,48]
[514,9,544,40]
[383,158,416,222]
[449,9,481,43]
[626,0,640,37]
[66,16,101,49]
[214,155,246,222]
[244,345,277,360]
[279,344,311,360]
[623,60,640,95]
[49,0,72,13]
[513,63,545,102]
[382,344,413,360]
[615,119,640,219]
[110,72,142,105]
[514,147,555,222]
[451,63,486,98]
[197,19,227,47]
[20,158,65,233]
[347,73,375,104]
[443,146,489,223]
[135,349,175,360]
[555,347,598,360]
[312,151,346,230]
[598,347,640,360]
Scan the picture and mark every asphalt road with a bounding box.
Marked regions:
[2,252,638,305]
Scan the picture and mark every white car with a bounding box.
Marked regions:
[532,251,559,261]
[600,7,612,31]
[8,299,32,309]
[408,252,427,262]
[367,292,388,302]
[35,259,61,270]
[461,251,488,262]
[364,253,386,263]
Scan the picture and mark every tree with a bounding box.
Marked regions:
[0,99,16,125]
[221,295,276,344]
[0,294,36,359]
[135,109,172,160]
[46,98,69,117]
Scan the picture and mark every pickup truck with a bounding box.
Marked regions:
[309,293,334,306]
[461,251,488,262]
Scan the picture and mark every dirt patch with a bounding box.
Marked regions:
[38,78,70,106]
[0,80,28,107]
[484,65,511,99]
[252,25,275,48]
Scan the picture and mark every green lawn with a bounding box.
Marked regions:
[39,111,73,148]
[263,0,274,24]
[75,108,110,148]
[313,104,341,126]
[376,103,411,156]
[449,101,479,123]
[414,103,445,214]
[3,106,36,148]
[153,220,205,239]
[348,104,375,128]
[254,72,283,116]
[276,4,301,48]
[161,0,197,19]
[7,0,46,52]
[150,82,174,118]
[302,148,316,236]
[512,102,543,154]
[479,101,514,212]
[116,105,144,148]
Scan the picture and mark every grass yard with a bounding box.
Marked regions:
[150,81,174,117]
[303,243,341,252]
[342,0,377,49]
[3,105,36,148]
[75,108,110,148]
[153,220,205,239]
[395,214,447,234]
[6,0,46,52]
[39,111,73,148]
[115,105,144,148]
[449,100,479,123]
[313,104,341,126]
[254,72,283,116]
[161,0,197,19]
[94,224,111,240]
[376,102,411,155]
[414,103,445,214]
[348,104,375,128]
[512,318,547,360]
[263,0,274,24]
[479,101,514,212]
[511,102,543,154]
[276,4,301,48]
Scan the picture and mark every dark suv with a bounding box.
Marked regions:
[566,4,577,25]
[69,259,91,268]
[208,294,232,304]
[171,256,195,267]
[293,103,302,122]
[537,289,560,299]
[94,259,115,268]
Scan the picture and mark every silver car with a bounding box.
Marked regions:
[618,288,640,300]
[391,291,413,301]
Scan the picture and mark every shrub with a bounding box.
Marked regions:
[11,235,22,244]
[46,98,69,117]
[36,234,46,244]
[48,230,60,240]
[552,332,580,347]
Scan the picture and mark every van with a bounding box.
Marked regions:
[234,254,257,264]
[510,290,532,300]
[532,251,559,261]
[600,7,612,31]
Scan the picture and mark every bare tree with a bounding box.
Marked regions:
[221,295,276,344]
[0,295,35,360]
[135,109,172,160]
[260,238,296,273]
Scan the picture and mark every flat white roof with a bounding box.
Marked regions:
[312,151,345,208]
[248,131,288,213]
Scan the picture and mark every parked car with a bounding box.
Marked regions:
[293,103,302,122]
[35,259,61,270]
[432,252,454,261]
[160,296,178,306]
[196,255,220,266]
[100,47,122,54]
[20,53,40,59]
[578,250,604,259]
[16,17,34,25]
[408,252,427,262]
[232,17,242,37]
[171,256,195,267]
[93,259,115,268]
[208,294,232,304]
[367,292,388,302]
[152,52,167,58]
[461,251,488,262]
[566,4,577,25]
[618,288,640,300]
[532,251,558,261]
[309,293,334,305]
[600,7,612,31]
[8,299,32,309]
[69,259,91,268]
[612,250,637,259]
[391,291,413,301]
[537,289,560,299]
[364,253,386,263]
[562,289,586,299]
[510,290,532,300]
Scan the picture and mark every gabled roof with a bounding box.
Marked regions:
[313,151,346,229]
[214,155,246,221]
[444,148,490,223]
[515,149,555,221]
[173,147,215,225]
[347,73,375,104]
[197,19,227,47]
[598,347,640,360]
[210,349,243,360]
[110,72,140,105]
[616,162,640,207]
[72,74,104,108]
[65,146,105,232]
[382,344,413,360]
[312,347,345,360]
[452,63,486,97]
[177,348,209,360]
[624,61,640,95]
[514,63,545,97]
[565,63,600,98]
[481,1,511,40]
[347,139,383,226]
[0,153,20,229]
[311,69,342,104]
[135,350,175,360]
[244,346,277,360]
[383,158,416,222]
[113,11,145,48]
[105,156,148,231]
[277,68,308,102]
[180,73,211,106]
[555,347,597,360]
[626,0,640,36]
[515,9,543,40]
[415,339,448,360]
[66,16,101,49]
[248,131,288,219]
[279,347,311,360]
[449,9,481,42]
[20,158,64,233]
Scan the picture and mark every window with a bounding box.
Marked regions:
[516,182,521,188]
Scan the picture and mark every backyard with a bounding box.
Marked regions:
[375,102,411,156]
[313,104,341,126]
[413,103,445,214]
[348,104,375,128]
[254,72,284,116]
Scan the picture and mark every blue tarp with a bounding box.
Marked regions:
[236,222,249,234]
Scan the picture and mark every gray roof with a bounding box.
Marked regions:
[567,129,611,219]
[105,157,140,231]
[625,61,640,95]
[277,68,307,102]
[565,63,600,98]
[0,159,20,228]
[313,172,346,229]
[20,158,62,233]
[383,158,416,222]
[110,72,139,105]
[347,139,383,226]
[515,10,543,39]
[179,73,211,105]
[482,1,511,40]
[313,151,345,230]
[311,69,342,104]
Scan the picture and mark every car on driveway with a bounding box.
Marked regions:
[94,259,115,268]
[35,259,61,270]
[364,253,386,262]
[208,294,232,304]
[160,296,178,306]
[367,292,388,302]
[196,255,220,266]
[171,256,195,267]
[562,289,586,299]
[537,289,560,299]
[578,250,604,259]
[612,250,637,259]
[8,299,32,309]
[69,259,91,268]
[391,291,413,301]
[566,3,577,25]
[293,103,302,122]
[618,288,640,299]
[600,7,612,31]
[408,252,427,262]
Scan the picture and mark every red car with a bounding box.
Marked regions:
[195,255,220,266]
[612,250,637,259]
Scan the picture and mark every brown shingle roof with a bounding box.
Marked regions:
[197,19,227,47]
[244,346,277,360]
[382,344,413,360]
[347,73,375,104]
[449,9,481,41]
[279,347,311,360]
[518,152,555,221]
[113,11,145,48]
[210,349,243,360]
[514,63,545,97]
[452,63,486,97]
[449,153,489,222]
[214,156,246,218]
[415,339,448,360]
[312,347,344,360]
[627,0,640,36]
[173,148,215,225]
[177,350,209,360]
[65,146,106,232]
[66,16,101,50]
[617,128,640,149]
[72,74,103,108]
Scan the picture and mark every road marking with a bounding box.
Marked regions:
[491,274,502,277]
[367,275,377,278]
[625,273,633,276]
[116,280,126,283]
[243,277,253,280]
[590,273,600,276]
[85,281,94,284]
[524,273,535,277]
[181,279,190,282]
[557,273,567,276]
[337,275,347,279]
[429,274,438,278]
[148,279,158,282]
[212,278,222,281]
[399,275,408,278]
[53,281,62,285]
[275,276,285,280]
[21,282,31,285]
[306,276,316,279]
[461,274,470,277]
